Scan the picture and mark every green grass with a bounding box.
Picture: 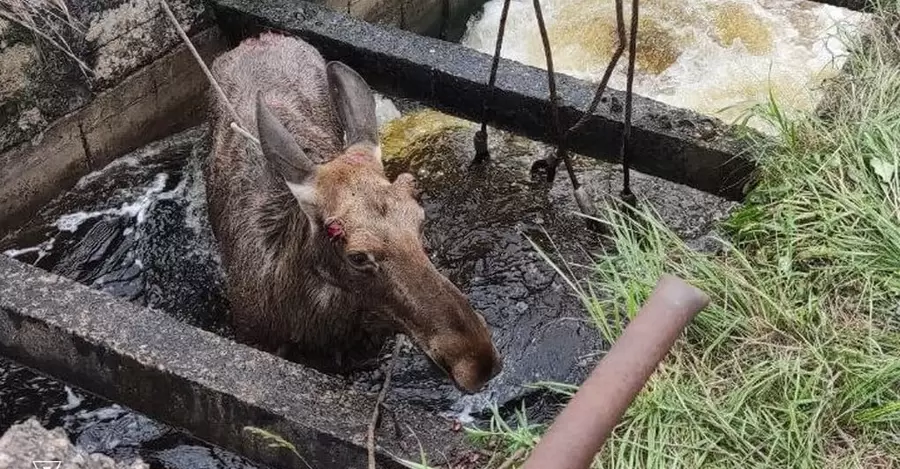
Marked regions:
[466,2,900,468]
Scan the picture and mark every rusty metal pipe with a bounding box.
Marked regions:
[520,274,710,469]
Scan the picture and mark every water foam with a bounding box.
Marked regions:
[54,172,170,232]
[374,92,402,127]
[461,0,868,131]
[3,238,55,262]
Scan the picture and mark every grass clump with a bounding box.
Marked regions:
[470,2,900,468]
[0,0,90,76]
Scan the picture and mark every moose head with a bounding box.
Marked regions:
[253,61,502,392]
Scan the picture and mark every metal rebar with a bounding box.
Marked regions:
[472,0,512,165]
[620,0,639,205]
[531,0,581,192]
[564,0,626,139]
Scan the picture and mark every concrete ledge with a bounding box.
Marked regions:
[0,255,462,469]
[809,0,871,11]
[0,28,226,239]
[211,0,758,201]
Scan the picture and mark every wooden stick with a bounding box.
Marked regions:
[230,122,260,146]
[520,274,710,469]
[368,339,402,469]
[497,448,526,469]
[158,0,256,144]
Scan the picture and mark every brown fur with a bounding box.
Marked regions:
[204,32,501,392]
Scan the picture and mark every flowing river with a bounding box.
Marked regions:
[461,0,867,131]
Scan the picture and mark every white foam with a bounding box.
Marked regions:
[75,154,142,189]
[3,237,55,262]
[60,386,84,411]
[462,0,869,132]
[443,387,500,424]
[3,246,42,258]
[374,92,402,127]
[54,172,169,232]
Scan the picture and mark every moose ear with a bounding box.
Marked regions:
[326,61,379,153]
[256,91,317,205]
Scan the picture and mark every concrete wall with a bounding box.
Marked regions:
[320,0,487,39]
[0,0,211,156]
[213,0,757,201]
[0,0,478,237]
[0,255,462,469]
[0,28,226,238]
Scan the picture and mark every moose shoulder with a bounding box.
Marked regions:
[204,32,502,393]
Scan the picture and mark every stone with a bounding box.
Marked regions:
[0,418,149,469]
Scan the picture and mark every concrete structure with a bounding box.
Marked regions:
[319,0,487,40]
[0,0,869,467]
[211,0,758,202]
[0,29,226,239]
[0,255,461,469]
[0,0,481,237]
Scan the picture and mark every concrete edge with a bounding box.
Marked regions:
[0,28,226,239]
[809,0,871,11]
[210,0,760,201]
[0,255,464,469]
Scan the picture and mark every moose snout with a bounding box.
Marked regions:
[445,340,503,393]
[425,304,503,393]
[388,258,503,393]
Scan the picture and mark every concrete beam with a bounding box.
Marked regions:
[808,0,871,11]
[0,29,227,239]
[0,255,462,469]
[210,0,758,201]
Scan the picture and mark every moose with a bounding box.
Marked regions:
[203,31,502,393]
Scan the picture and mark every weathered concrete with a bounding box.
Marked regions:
[0,0,210,155]
[0,418,149,469]
[0,29,227,239]
[0,255,464,469]
[210,0,758,201]
[808,0,871,11]
[0,0,489,239]
[319,0,487,39]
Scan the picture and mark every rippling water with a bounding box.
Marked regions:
[462,0,868,131]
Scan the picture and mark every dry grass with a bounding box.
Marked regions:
[0,0,91,76]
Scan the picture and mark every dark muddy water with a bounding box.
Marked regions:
[0,100,734,464]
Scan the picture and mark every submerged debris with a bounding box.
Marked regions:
[0,418,149,469]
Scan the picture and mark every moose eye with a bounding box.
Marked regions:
[346,251,375,271]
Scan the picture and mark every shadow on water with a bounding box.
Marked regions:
[1,127,231,336]
[1,99,735,463]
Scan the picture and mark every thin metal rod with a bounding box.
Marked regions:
[473,0,513,164]
[532,0,580,191]
[564,0,625,139]
[159,0,258,147]
[483,0,511,135]
[160,0,237,124]
[620,0,639,198]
